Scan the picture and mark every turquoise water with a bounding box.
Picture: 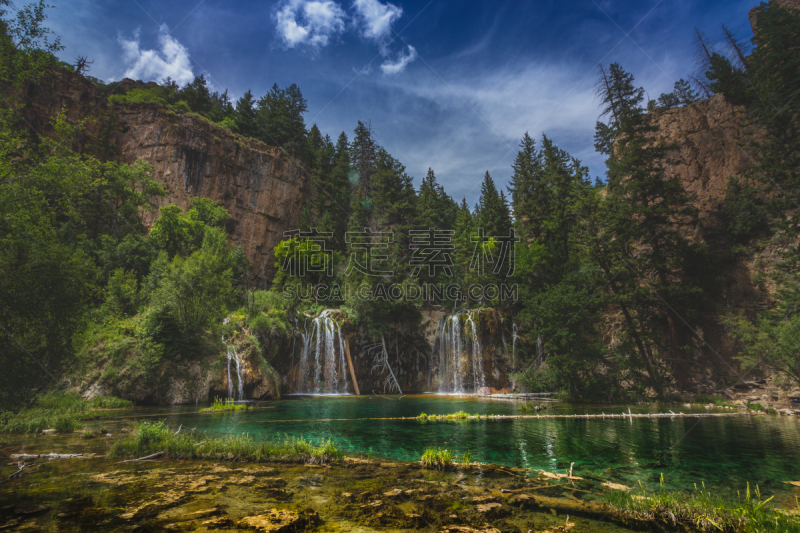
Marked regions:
[131,395,800,498]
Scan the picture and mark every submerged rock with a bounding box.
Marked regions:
[239,508,318,532]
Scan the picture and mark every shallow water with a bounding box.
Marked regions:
[121,395,800,498]
[2,396,800,531]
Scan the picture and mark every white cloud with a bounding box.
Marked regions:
[380,44,416,74]
[118,25,194,85]
[352,0,402,42]
[275,0,347,48]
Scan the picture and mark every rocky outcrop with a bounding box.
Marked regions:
[652,94,754,232]
[16,68,310,282]
[750,0,800,35]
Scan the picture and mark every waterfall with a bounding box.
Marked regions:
[223,336,245,401]
[536,335,544,367]
[296,310,350,394]
[512,321,518,370]
[431,309,486,394]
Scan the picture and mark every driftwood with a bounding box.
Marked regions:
[116,451,166,464]
[343,336,360,396]
[10,452,83,460]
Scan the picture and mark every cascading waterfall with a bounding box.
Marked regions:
[431,309,486,394]
[296,310,350,394]
[223,336,245,401]
[512,321,518,370]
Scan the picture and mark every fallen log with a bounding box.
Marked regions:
[10,453,83,460]
[116,451,166,464]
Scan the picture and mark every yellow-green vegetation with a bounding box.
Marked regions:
[692,394,736,408]
[202,396,249,412]
[420,447,453,469]
[606,476,800,533]
[0,391,133,434]
[417,411,500,421]
[109,420,343,464]
[417,411,480,421]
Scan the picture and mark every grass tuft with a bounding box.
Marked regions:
[421,447,453,469]
[109,420,343,464]
[201,397,249,412]
[606,476,800,533]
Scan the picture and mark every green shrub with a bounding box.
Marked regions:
[0,391,131,433]
[108,87,170,106]
[748,403,765,411]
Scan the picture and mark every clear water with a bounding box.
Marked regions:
[129,395,800,498]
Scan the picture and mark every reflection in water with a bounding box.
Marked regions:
[136,395,799,497]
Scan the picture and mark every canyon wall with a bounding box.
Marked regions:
[18,69,310,282]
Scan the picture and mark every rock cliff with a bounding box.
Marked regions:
[17,68,310,282]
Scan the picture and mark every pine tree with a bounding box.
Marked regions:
[417,168,456,230]
[508,132,542,241]
[179,74,212,115]
[594,62,702,391]
[234,90,259,139]
[350,121,377,195]
[476,171,511,238]
[256,83,308,156]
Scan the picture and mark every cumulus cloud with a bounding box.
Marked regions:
[380,44,416,74]
[275,0,347,48]
[352,0,402,42]
[118,25,194,85]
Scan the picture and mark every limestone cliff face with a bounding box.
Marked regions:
[116,106,308,281]
[652,94,753,230]
[18,68,310,282]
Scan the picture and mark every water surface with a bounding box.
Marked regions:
[130,395,800,497]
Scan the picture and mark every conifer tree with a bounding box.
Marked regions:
[350,121,377,195]
[476,171,511,238]
[594,62,702,390]
[234,90,259,139]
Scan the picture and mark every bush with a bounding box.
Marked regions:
[0,391,131,433]
[108,87,170,106]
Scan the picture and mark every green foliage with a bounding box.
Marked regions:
[108,86,170,106]
[0,391,131,433]
[202,396,248,412]
[720,177,769,242]
[420,447,453,469]
[606,478,800,533]
[724,314,800,384]
[109,420,344,464]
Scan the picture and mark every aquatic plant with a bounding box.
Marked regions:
[0,391,131,434]
[417,411,473,421]
[460,450,472,465]
[748,402,765,412]
[109,420,344,464]
[202,396,248,412]
[606,476,800,533]
[420,447,453,469]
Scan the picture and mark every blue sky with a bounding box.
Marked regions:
[45,0,757,205]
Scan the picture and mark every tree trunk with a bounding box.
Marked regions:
[656,268,689,390]
[343,335,360,395]
[599,259,662,394]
